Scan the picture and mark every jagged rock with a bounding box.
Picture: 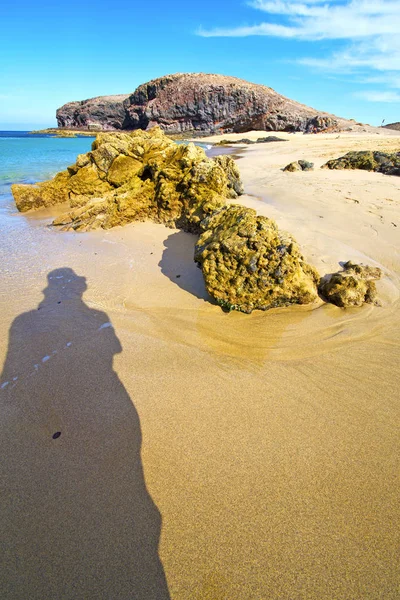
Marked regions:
[11,128,242,233]
[56,95,131,130]
[283,160,314,172]
[56,73,350,135]
[212,155,244,197]
[283,162,302,172]
[319,261,382,307]
[194,205,320,313]
[322,151,400,176]
[305,116,338,133]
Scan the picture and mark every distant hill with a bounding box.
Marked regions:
[383,122,400,131]
[56,73,352,135]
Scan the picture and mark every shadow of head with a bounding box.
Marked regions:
[42,267,87,301]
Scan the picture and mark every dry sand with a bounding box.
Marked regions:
[1,128,399,599]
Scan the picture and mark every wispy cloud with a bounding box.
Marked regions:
[198,1,400,41]
[355,90,400,102]
[197,0,400,88]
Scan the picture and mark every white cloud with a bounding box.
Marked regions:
[198,1,400,40]
[197,0,400,101]
[355,90,400,102]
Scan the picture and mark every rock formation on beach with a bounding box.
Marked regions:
[322,150,400,176]
[319,261,382,307]
[283,160,314,172]
[12,128,381,313]
[56,73,345,135]
[12,128,242,233]
[11,127,321,312]
[195,205,320,313]
[216,136,287,146]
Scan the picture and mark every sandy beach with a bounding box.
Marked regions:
[1,129,399,598]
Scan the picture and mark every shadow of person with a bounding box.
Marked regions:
[0,268,170,599]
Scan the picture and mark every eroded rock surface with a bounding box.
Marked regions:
[319,261,382,307]
[322,151,400,176]
[12,128,242,233]
[194,205,319,313]
[57,73,348,135]
[56,94,131,131]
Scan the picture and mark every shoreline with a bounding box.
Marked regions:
[1,128,400,598]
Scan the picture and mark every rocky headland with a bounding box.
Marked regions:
[56,73,350,135]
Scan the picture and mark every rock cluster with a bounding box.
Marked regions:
[56,73,348,135]
[216,136,287,145]
[12,128,242,233]
[319,261,382,307]
[322,151,400,176]
[283,160,314,172]
[194,205,320,313]
[12,129,382,313]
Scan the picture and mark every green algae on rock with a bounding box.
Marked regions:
[194,205,320,313]
[322,151,400,176]
[319,261,382,308]
[12,127,242,233]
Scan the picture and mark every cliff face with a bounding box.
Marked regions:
[56,73,343,134]
[56,94,130,130]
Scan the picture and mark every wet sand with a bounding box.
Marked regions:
[1,129,400,598]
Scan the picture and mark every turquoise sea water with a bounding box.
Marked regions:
[0,132,96,213]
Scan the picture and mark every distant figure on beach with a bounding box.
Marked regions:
[0,268,170,599]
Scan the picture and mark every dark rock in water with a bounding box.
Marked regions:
[322,151,400,176]
[319,261,382,307]
[283,160,314,172]
[56,73,348,135]
[194,205,320,313]
[11,128,242,233]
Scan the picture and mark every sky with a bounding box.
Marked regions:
[1,0,399,129]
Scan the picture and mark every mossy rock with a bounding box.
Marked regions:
[322,151,400,176]
[194,205,319,313]
[12,172,71,212]
[319,261,382,307]
[284,160,314,172]
[11,127,243,233]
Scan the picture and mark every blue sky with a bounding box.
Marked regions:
[1,0,399,129]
